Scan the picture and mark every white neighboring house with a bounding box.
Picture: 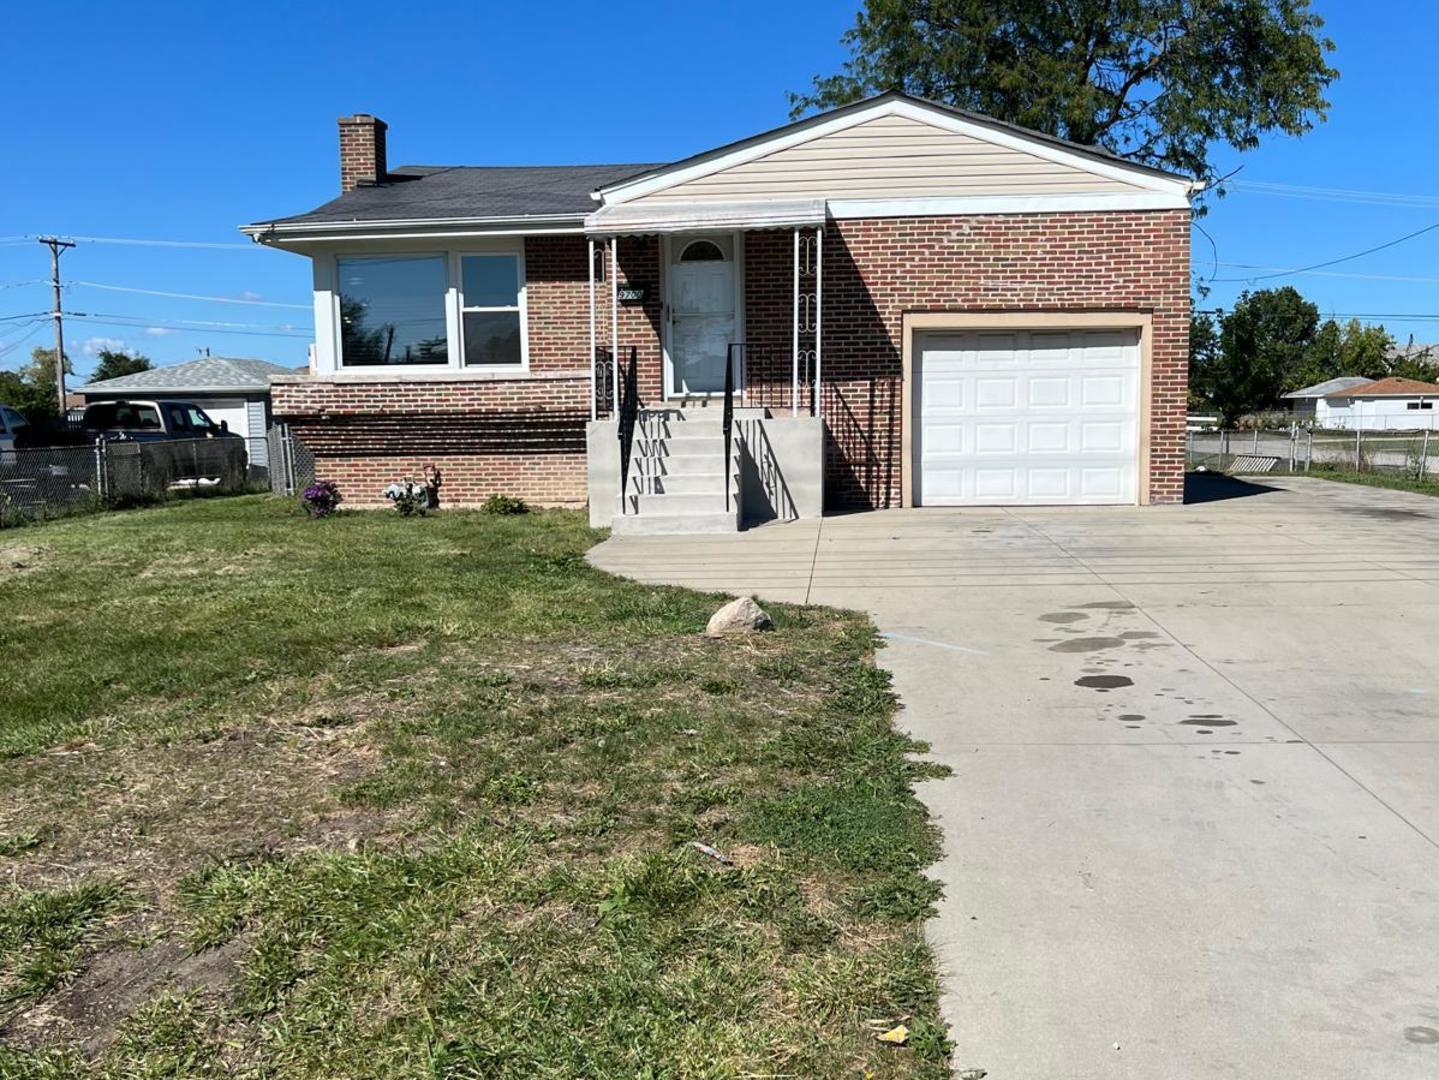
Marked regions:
[1314,376,1439,431]
[74,357,300,466]
[1281,376,1374,418]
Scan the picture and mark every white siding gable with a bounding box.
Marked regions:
[629,113,1144,205]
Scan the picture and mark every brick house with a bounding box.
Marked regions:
[244,93,1192,532]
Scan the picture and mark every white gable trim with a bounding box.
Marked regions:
[595,98,1192,207]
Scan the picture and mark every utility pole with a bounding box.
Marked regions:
[38,237,75,413]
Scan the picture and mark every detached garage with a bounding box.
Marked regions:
[74,356,298,469]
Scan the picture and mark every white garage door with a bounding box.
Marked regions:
[915,329,1140,506]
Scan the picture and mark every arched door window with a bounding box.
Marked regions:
[679,239,726,262]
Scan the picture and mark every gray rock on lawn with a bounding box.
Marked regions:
[705,596,774,637]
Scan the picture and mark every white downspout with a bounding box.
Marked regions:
[587,238,596,421]
[791,227,800,418]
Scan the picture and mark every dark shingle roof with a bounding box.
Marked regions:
[257,164,660,227]
[247,92,1188,232]
[77,357,296,395]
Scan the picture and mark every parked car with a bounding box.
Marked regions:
[0,405,29,459]
[80,399,247,487]
[80,399,237,442]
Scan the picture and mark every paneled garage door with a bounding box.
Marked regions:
[915,329,1140,506]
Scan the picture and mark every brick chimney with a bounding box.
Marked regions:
[338,114,387,192]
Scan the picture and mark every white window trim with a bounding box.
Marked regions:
[453,248,529,373]
[329,247,529,374]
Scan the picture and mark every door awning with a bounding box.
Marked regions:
[585,199,826,237]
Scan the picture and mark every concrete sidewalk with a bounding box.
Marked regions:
[590,475,1439,1078]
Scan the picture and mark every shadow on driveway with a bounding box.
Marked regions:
[1184,471,1281,504]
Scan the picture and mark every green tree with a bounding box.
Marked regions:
[1188,311,1221,412]
[1191,287,1318,423]
[90,348,152,383]
[1294,318,1393,388]
[793,0,1338,186]
[8,347,73,418]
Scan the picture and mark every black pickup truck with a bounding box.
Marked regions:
[17,399,247,486]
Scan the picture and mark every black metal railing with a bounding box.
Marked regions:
[723,343,738,512]
[724,342,816,415]
[616,346,639,514]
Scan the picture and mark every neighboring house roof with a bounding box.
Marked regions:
[76,357,295,396]
[243,92,1191,238]
[1283,377,1375,399]
[1324,376,1439,399]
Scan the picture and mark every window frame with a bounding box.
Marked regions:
[331,246,529,373]
[453,249,529,372]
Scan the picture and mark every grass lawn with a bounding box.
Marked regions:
[0,497,951,1078]
[1302,466,1439,498]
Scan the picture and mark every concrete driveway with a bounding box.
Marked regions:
[590,474,1439,1078]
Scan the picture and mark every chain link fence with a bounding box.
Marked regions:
[1188,426,1438,480]
[0,437,260,528]
[266,423,315,497]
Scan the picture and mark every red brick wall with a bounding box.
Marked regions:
[276,214,1189,511]
[745,211,1191,508]
[272,375,590,507]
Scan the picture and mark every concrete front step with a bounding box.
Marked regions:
[635,491,735,516]
[633,452,725,477]
[629,472,730,496]
[637,418,726,440]
[609,508,740,535]
[635,434,726,457]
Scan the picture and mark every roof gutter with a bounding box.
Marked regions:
[240,213,587,245]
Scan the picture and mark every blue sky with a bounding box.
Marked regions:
[3,2,1438,380]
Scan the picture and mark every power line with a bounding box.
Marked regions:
[0,311,49,322]
[67,280,311,309]
[1228,180,1439,209]
[64,313,312,339]
[1209,221,1439,284]
[61,235,260,250]
[1211,261,1439,285]
[0,321,47,360]
[65,309,310,332]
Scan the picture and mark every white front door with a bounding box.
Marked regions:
[915,329,1141,505]
[668,237,736,396]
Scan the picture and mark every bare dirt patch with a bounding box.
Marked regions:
[5,936,244,1056]
[0,544,44,576]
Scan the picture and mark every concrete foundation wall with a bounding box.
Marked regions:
[587,421,620,527]
[738,416,825,525]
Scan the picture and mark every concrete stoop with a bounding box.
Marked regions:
[613,409,740,535]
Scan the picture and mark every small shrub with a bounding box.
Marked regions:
[300,480,342,518]
[481,494,528,516]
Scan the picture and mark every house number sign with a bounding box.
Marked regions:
[617,285,648,305]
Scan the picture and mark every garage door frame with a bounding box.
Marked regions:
[900,311,1154,507]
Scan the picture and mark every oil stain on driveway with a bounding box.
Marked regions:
[591,476,1439,1078]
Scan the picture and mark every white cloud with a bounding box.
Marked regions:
[238,290,264,302]
[82,336,128,356]
[144,326,179,337]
